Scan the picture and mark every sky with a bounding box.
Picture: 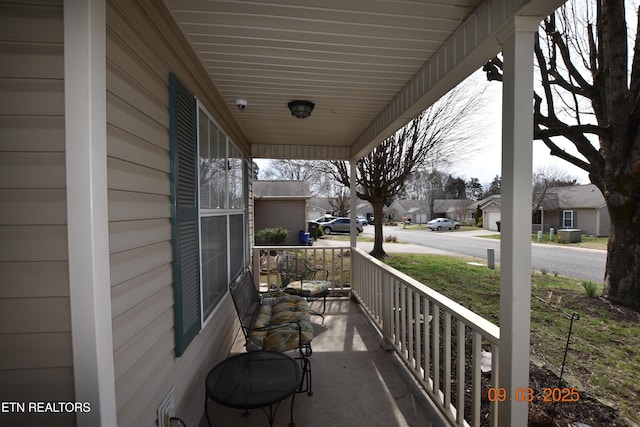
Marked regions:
[451,78,591,187]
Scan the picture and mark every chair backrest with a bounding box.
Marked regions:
[229,267,261,338]
[275,253,314,286]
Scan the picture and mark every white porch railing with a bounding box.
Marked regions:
[351,248,501,427]
[252,245,501,426]
[252,245,351,292]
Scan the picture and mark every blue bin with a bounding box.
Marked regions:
[299,230,310,245]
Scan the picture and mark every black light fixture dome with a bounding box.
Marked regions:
[288,100,315,119]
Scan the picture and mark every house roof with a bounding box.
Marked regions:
[433,199,479,212]
[392,200,428,212]
[478,184,606,210]
[477,194,502,209]
[553,184,606,209]
[253,180,311,199]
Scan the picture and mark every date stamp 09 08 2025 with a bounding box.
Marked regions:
[487,387,580,403]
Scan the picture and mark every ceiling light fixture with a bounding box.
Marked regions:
[287,100,315,119]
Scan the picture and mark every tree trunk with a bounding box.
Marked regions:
[603,183,640,307]
[370,202,387,259]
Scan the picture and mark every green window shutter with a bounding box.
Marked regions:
[169,73,201,357]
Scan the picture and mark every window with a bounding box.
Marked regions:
[169,73,248,356]
[562,210,574,228]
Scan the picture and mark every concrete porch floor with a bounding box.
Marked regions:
[200,297,448,427]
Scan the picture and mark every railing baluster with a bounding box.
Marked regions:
[414,290,421,373]
[457,319,465,426]
[407,289,414,366]
[340,248,343,290]
[472,331,481,427]
[432,304,441,404]
[490,343,499,427]
[400,283,407,355]
[394,279,400,347]
[444,312,452,410]
[423,297,430,388]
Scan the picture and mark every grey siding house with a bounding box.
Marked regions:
[479,185,610,236]
[537,184,610,236]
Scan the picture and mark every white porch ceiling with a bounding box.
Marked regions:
[163,0,564,160]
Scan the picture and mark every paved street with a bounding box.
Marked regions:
[351,225,607,283]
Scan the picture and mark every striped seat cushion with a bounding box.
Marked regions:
[247,294,313,352]
[284,280,329,297]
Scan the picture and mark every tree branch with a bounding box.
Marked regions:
[534,123,610,139]
[547,26,594,93]
[536,133,591,173]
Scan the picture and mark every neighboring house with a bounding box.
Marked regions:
[254,181,311,245]
[434,199,477,224]
[479,185,610,236]
[478,195,503,231]
[389,199,429,223]
[537,184,609,236]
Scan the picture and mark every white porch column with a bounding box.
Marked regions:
[349,160,358,249]
[498,17,539,426]
[65,0,117,426]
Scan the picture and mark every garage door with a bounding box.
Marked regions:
[486,212,501,231]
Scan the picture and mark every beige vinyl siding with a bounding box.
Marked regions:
[576,208,596,235]
[0,1,75,426]
[574,208,610,237]
[107,0,247,425]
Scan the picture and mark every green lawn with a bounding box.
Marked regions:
[384,253,639,424]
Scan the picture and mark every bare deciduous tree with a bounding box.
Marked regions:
[329,188,350,217]
[325,79,485,258]
[260,159,331,196]
[485,0,640,306]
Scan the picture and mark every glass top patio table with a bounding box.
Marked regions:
[205,351,303,427]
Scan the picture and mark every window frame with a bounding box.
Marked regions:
[169,73,249,356]
[196,102,247,324]
[562,210,574,228]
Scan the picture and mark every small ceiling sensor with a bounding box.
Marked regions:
[235,99,247,111]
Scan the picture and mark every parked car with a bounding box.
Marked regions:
[322,217,363,235]
[426,217,460,231]
[356,215,368,226]
[312,215,336,224]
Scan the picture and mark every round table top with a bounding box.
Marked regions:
[205,351,302,410]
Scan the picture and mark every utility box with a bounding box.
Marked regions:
[558,229,582,243]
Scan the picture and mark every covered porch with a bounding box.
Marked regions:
[202,295,449,427]
[203,246,499,426]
